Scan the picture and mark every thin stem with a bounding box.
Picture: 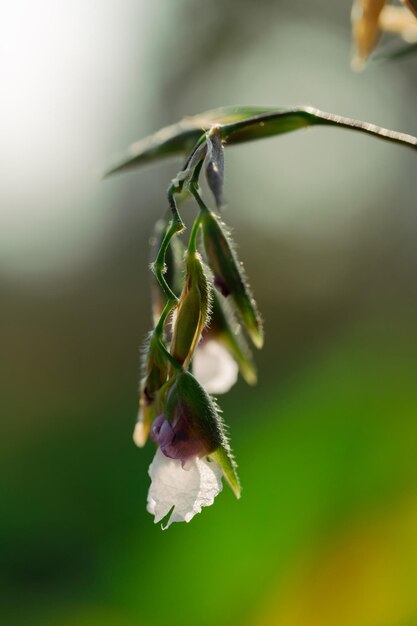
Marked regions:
[187,213,202,255]
[152,220,182,302]
[189,182,210,215]
[156,334,183,372]
[154,298,176,336]
[167,186,185,229]
[152,138,207,371]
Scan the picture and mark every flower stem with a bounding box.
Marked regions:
[152,185,187,343]
[156,333,183,372]
[151,220,182,303]
[154,298,175,336]
[189,182,210,215]
[152,142,208,371]
[167,185,185,230]
[187,214,202,255]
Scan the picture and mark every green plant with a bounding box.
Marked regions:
[105,105,417,528]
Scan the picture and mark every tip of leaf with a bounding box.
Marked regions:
[133,422,148,447]
[249,327,264,350]
[210,447,241,499]
[241,365,257,386]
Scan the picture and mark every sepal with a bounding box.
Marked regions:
[201,210,263,349]
[209,446,241,499]
[163,370,223,457]
[205,127,225,209]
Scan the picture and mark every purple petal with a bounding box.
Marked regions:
[151,407,210,464]
[214,275,230,297]
[150,414,165,442]
[158,419,175,449]
[160,413,207,462]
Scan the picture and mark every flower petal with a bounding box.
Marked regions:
[147,448,223,528]
[193,340,239,394]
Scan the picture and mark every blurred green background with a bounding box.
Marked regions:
[1,1,417,625]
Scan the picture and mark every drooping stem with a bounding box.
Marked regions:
[186,160,206,255]
[155,333,183,372]
[151,141,207,347]
[167,185,185,229]
[151,219,182,303]
[187,213,202,255]
[151,188,185,341]
[189,182,210,215]
[154,299,175,337]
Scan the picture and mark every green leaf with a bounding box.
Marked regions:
[104,106,417,177]
[104,106,273,176]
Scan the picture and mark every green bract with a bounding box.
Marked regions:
[145,332,169,397]
[133,332,169,448]
[201,210,264,349]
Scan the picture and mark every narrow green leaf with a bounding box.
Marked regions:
[218,107,417,151]
[104,106,417,177]
[104,106,273,176]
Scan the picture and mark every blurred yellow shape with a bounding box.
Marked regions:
[251,497,417,626]
[379,5,417,42]
[351,0,387,69]
[351,0,417,68]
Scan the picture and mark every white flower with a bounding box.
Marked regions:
[193,340,238,394]
[147,448,223,528]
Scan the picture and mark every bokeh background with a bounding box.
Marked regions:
[1,1,417,625]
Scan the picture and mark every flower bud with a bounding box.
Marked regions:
[193,340,239,395]
[133,380,157,447]
[192,292,257,393]
[151,370,241,497]
[133,332,169,448]
[170,251,211,368]
[144,332,169,396]
[207,291,257,385]
[201,210,263,349]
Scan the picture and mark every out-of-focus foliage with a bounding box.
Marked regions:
[2,317,417,626]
